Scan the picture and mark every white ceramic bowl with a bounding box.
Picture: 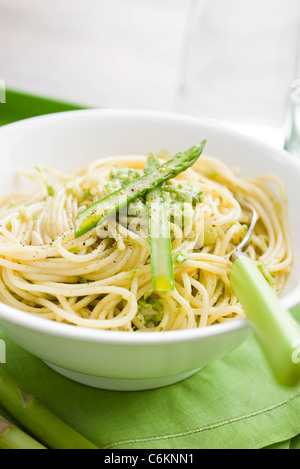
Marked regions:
[0,109,300,391]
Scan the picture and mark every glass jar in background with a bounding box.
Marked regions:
[284,30,300,157]
[176,0,300,140]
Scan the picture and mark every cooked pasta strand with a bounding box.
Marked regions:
[0,154,292,331]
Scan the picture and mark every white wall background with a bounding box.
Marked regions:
[0,0,191,110]
[0,0,300,142]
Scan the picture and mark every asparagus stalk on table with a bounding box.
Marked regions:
[0,414,47,450]
[144,153,175,291]
[0,368,99,449]
[75,141,207,238]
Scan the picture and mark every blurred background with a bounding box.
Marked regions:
[0,0,300,147]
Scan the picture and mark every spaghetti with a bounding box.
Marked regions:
[0,152,293,331]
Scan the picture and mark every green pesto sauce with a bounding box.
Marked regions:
[163,184,203,206]
[137,298,163,328]
[174,250,189,264]
[105,168,141,195]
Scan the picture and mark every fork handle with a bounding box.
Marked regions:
[230,255,300,387]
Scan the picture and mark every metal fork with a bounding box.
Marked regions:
[230,199,300,387]
[231,199,259,261]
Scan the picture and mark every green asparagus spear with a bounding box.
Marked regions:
[0,415,47,449]
[75,141,207,238]
[144,153,174,291]
[0,368,99,449]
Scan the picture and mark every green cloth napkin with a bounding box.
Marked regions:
[1,306,300,450]
[0,89,86,126]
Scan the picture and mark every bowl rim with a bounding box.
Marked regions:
[0,107,299,345]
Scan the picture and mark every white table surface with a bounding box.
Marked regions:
[0,0,299,148]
